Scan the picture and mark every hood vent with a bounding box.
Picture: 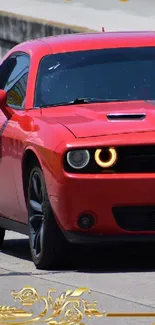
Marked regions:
[107,113,146,121]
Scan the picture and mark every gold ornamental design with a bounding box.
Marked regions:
[0,287,104,325]
[1,286,155,325]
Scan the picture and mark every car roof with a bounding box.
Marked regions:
[10,31,155,57]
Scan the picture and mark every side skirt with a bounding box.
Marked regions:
[0,217,29,235]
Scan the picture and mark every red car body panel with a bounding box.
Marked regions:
[1,31,155,241]
[41,101,155,138]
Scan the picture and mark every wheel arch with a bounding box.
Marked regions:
[22,147,43,204]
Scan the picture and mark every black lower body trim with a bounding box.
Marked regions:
[62,230,155,245]
[0,217,28,235]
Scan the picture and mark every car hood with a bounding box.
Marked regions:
[42,100,155,138]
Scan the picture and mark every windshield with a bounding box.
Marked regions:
[35,47,155,107]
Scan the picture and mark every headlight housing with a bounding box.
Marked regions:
[64,147,117,173]
[66,149,90,169]
[94,147,117,168]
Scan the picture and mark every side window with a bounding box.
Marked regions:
[1,54,30,109]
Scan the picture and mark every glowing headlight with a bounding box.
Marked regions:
[95,148,117,168]
[67,150,90,169]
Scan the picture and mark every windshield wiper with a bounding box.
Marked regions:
[41,98,129,108]
[69,97,127,104]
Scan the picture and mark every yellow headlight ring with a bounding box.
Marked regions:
[95,148,117,168]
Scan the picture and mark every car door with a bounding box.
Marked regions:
[0,52,30,221]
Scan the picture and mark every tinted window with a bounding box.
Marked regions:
[35,47,155,107]
[1,54,30,109]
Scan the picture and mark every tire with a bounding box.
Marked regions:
[0,228,5,247]
[27,166,68,270]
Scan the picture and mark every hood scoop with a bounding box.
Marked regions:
[107,113,146,121]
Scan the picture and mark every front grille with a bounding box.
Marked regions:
[113,206,155,231]
[115,145,155,173]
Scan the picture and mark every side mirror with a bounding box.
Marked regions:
[0,90,39,131]
[0,89,14,119]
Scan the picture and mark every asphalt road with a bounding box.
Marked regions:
[1,230,155,324]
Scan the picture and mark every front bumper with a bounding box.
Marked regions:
[50,173,155,236]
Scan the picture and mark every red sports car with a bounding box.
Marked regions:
[0,31,155,269]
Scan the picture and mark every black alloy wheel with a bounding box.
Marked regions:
[27,166,68,269]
